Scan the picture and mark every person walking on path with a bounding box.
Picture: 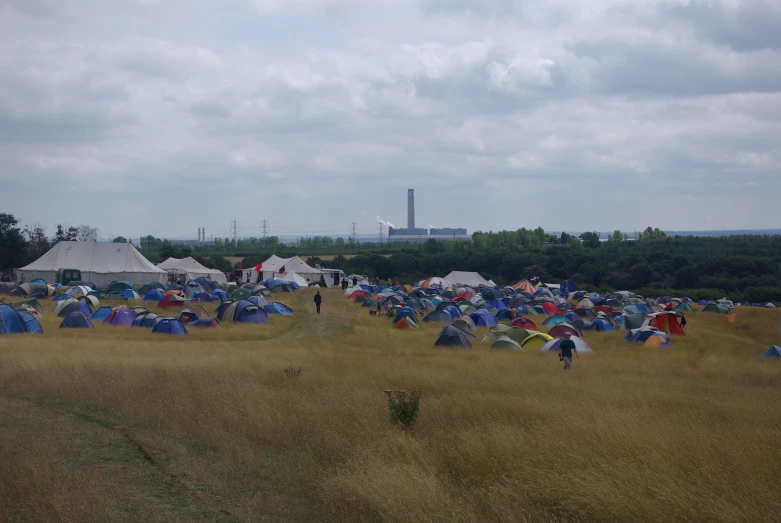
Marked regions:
[558,332,578,370]
[314,291,322,315]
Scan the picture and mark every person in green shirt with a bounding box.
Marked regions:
[558,332,578,370]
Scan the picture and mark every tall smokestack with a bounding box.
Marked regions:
[407,189,415,229]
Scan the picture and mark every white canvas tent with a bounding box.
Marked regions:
[157,257,227,284]
[282,271,309,288]
[19,241,166,286]
[260,255,324,285]
[443,271,495,288]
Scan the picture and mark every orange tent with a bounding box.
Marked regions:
[514,280,535,293]
[393,318,415,330]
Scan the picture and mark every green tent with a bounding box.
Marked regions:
[459,304,477,315]
[230,288,252,300]
[107,280,137,295]
[675,302,695,312]
[491,336,523,351]
[354,295,367,304]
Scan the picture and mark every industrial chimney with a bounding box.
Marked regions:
[407,189,415,229]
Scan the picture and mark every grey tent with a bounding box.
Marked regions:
[423,310,454,323]
[703,303,731,314]
[434,325,473,349]
[615,313,645,330]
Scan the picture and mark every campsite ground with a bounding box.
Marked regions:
[1,289,780,522]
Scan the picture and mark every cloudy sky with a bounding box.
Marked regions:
[1,0,780,239]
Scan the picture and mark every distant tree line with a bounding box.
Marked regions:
[3,212,780,302]
[326,228,781,303]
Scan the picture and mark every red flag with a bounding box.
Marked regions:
[254,262,263,273]
[238,262,242,269]
[279,265,286,274]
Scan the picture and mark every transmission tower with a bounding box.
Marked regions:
[377,221,385,244]
[261,219,270,239]
[349,222,358,242]
[230,219,240,241]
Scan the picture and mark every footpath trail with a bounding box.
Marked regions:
[0,395,243,522]
[276,288,358,348]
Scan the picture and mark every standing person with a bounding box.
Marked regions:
[558,332,578,370]
[341,277,348,291]
[387,277,392,288]
[314,291,322,315]
[352,276,358,287]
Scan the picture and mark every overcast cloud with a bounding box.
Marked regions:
[1,0,779,239]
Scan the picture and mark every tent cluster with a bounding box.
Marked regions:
[344,275,698,351]
[1,270,297,336]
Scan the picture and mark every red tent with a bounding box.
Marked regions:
[158,294,187,309]
[644,312,686,336]
[510,317,537,330]
[540,302,559,315]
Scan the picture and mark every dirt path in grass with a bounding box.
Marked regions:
[0,395,251,523]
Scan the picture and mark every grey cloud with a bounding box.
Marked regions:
[662,0,781,52]
[568,38,781,97]
[420,0,524,18]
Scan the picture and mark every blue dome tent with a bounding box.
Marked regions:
[264,302,294,316]
[151,318,188,335]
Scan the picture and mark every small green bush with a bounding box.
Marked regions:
[384,389,421,431]
[284,367,302,378]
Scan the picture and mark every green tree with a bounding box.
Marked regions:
[0,213,29,269]
[608,230,626,242]
[24,222,50,260]
[579,231,601,248]
[112,236,129,243]
[66,226,78,241]
[630,263,655,288]
[54,224,67,243]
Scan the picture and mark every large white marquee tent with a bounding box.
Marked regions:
[19,242,166,286]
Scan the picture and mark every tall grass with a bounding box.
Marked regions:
[1,290,780,522]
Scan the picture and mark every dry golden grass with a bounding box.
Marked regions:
[1,290,780,522]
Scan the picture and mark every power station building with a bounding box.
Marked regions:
[389,189,471,244]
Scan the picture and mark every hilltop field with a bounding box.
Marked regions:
[1,288,780,522]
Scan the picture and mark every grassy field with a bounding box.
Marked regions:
[1,289,780,522]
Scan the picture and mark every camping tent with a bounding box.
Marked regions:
[1,304,36,334]
[644,312,686,336]
[540,337,594,353]
[59,312,94,329]
[157,257,227,284]
[104,308,137,326]
[217,300,269,324]
[762,345,781,358]
[152,318,188,335]
[434,325,473,348]
[264,302,294,315]
[19,241,166,286]
[443,271,495,288]
[703,303,731,314]
[491,336,523,350]
[469,310,498,328]
[258,255,324,285]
